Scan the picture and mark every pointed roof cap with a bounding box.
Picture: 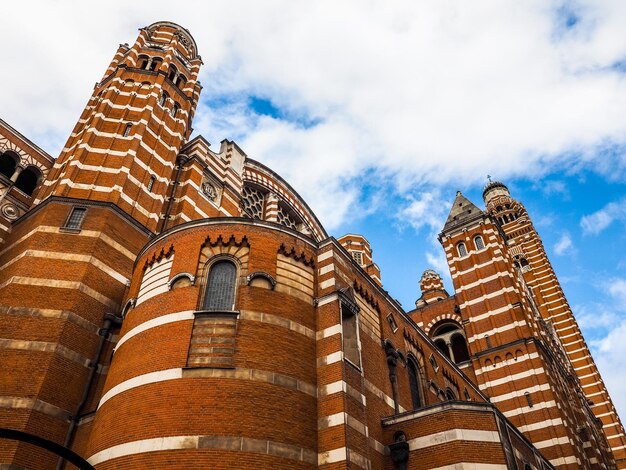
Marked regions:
[442,191,484,233]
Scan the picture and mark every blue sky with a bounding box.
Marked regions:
[2,0,626,419]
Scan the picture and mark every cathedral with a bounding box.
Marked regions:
[1,21,625,470]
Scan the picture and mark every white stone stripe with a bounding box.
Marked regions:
[489,383,550,403]
[534,436,571,449]
[318,447,346,465]
[502,400,557,418]
[479,367,545,389]
[516,417,563,433]
[0,226,136,260]
[0,249,129,284]
[407,429,500,450]
[87,435,315,466]
[455,271,512,293]
[467,320,526,343]
[116,311,195,350]
[428,464,506,470]
[53,180,159,221]
[451,256,505,278]
[317,351,343,367]
[317,250,333,262]
[0,276,117,308]
[319,380,367,406]
[460,286,516,308]
[99,368,182,408]
[317,324,342,340]
[319,278,336,290]
[318,264,335,275]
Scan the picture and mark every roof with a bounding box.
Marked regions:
[442,191,484,233]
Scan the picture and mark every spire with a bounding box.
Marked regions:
[442,191,484,233]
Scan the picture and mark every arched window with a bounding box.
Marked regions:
[150,57,163,71]
[474,235,485,250]
[520,258,529,268]
[159,91,169,107]
[123,122,132,137]
[0,152,18,179]
[168,64,178,82]
[14,167,41,196]
[171,102,180,117]
[407,358,423,409]
[431,321,470,364]
[457,242,467,257]
[450,334,470,362]
[137,55,150,69]
[203,260,237,311]
[445,388,456,401]
[175,74,187,89]
[434,339,450,359]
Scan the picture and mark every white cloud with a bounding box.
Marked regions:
[554,232,574,255]
[426,250,450,279]
[608,278,626,303]
[3,1,626,229]
[589,319,626,420]
[580,197,626,235]
[397,190,450,234]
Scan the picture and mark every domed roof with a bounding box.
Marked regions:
[482,180,509,200]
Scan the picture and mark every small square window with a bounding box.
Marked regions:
[63,207,87,230]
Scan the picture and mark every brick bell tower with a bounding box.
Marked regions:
[483,180,626,467]
[437,190,616,468]
[0,22,202,468]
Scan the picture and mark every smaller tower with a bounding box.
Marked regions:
[416,269,448,306]
[337,233,382,286]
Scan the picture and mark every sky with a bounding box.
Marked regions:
[2,1,626,420]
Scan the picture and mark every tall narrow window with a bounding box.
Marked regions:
[341,303,361,368]
[150,57,163,71]
[171,102,180,117]
[407,358,423,409]
[147,175,156,192]
[474,235,485,250]
[159,91,169,107]
[525,391,533,408]
[64,207,87,230]
[203,260,237,311]
[457,242,467,257]
[123,123,132,137]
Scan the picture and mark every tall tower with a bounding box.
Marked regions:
[0,22,202,469]
[36,21,202,232]
[483,180,626,466]
[432,190,616,468]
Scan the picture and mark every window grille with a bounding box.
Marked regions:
[276,204,298,230]
[242,186,265,219]
[474,235,485,250]
[64,207,87,230]
[203,261,237,311]
[123,123,132,137]
[351,250,364,265]
[147,175,156,192]
[457,242,467,257]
